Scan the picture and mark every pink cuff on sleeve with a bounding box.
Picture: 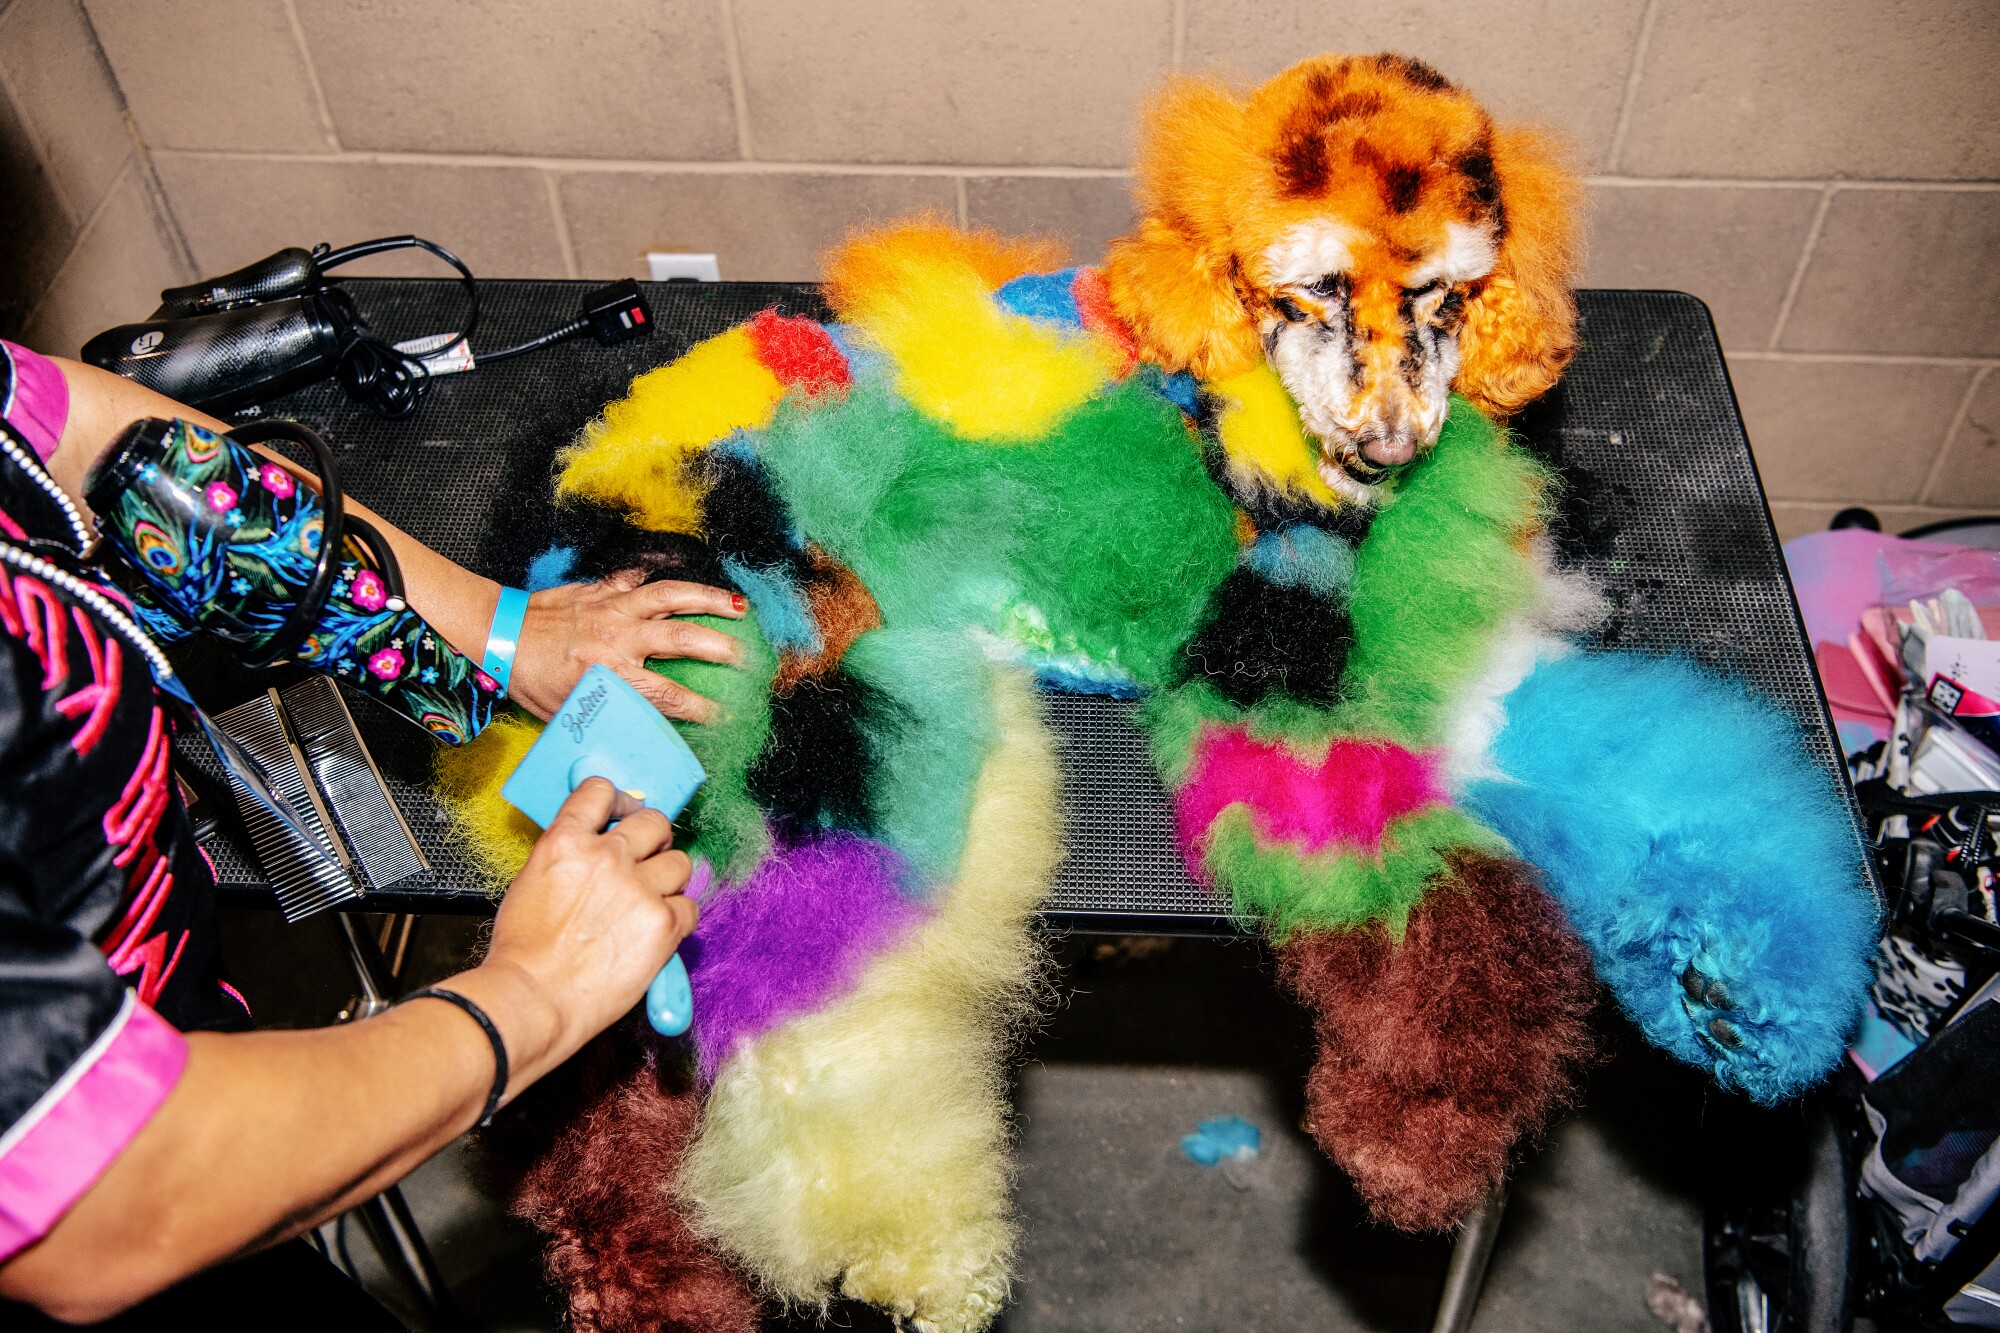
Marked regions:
[1,339,71,463]
[0,993,188,1262]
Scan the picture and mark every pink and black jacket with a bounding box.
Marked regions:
[0,340,244,1263]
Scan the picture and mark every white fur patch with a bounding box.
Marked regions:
[1443,622,1570,787]
[1407,222,1499,288]
[1442,538,1609,787]
[1267,319,1359,444]
[1262,220,1359,288]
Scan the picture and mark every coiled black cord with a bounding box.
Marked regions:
[312,236,479,419]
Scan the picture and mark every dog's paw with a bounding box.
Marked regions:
[1679,962,1747,1053]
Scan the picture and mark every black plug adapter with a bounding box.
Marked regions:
[581,279,653,346]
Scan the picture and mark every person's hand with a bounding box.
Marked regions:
[467,779,700,1086]
[508,572,746,723]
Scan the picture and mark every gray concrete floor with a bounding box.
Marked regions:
[223,915,1717,1332]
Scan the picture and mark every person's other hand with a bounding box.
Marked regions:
[478,778,700,1070]
[508,572,744,723]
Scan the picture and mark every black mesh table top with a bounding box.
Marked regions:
[182,279,1867,930]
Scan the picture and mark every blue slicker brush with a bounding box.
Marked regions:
[501,665,706,1036]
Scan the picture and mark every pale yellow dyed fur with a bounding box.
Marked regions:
[676,673,1060,1332]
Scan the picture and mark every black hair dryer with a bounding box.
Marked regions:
[81,236,490,418]
[82,236,651,419]
[82,248,362,413]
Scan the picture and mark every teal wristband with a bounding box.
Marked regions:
[481,585,530,693]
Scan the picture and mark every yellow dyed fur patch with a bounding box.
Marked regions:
[431,708,546,891]
[828,223,1115,442]
[1209,362,1346,514]
[677,674,1061,1333]
[556,326,784,532]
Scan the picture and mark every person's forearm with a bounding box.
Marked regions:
[46,357,501,661]
[0,960,561,1323]
[348,502,500,661]
[243,446,502,661]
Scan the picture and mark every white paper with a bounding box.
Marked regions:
[392,332,474,376]
[1924,634,2000,700]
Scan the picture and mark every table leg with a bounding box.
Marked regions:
[1429,1182,1509,1333]
[335,911,466,1329]
[352,1188,460,1330]
[338,911,399,1018]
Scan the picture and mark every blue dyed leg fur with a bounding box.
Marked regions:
[1465,652,1878,1103]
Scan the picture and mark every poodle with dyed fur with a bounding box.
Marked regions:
[438,53,1877,1332]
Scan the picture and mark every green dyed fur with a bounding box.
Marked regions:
[755,378,1239,687]
[1342,399,1549,746]
[1202,803,1512,939]
[1142,397,1547,782]
[842,627,997,885]
[647,611,776,879]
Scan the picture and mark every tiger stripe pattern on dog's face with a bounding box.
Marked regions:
[1106,53,1581,507]
[1252,58,1507,501]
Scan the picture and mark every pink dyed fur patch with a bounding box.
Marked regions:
[1175,726,1447,861]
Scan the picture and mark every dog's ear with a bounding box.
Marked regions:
[1454,126,1581,419]
[1105,218,1264,380]
[1105,77,1266,381]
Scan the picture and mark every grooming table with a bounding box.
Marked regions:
[184,280,1872,928]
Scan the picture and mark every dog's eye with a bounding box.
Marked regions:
[1304,273,1349,301]
[1273,295,1310,324]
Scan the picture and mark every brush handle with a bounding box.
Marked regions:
[644,856,711,1037]
[645,952,693,1036]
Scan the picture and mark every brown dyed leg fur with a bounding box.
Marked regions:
[1276,852,1599,1231]
[485,1022,761,1333]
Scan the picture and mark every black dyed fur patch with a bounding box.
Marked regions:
[1277,129,1329,197]
[532,496,736,591]
[1383,162,1426,214]
[1377,54,1454,92]
[683,448,810,578]
[747,668,882,841]
[1178,567,1353,707]
[1189,417,1378,544]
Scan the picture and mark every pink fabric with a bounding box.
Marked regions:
[1,340,70,462]
[0,995,187,1262]
[1175,726,1447,860]
[1785,529,2000,649]
[1814,641,1893,726]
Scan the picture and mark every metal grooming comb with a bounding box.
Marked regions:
[214,677,430,921]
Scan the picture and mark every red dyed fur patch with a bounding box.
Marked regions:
[1175,725,1445,860]
[1277,852,1598,1231]
[496,1033,761,1333]
[746,308,850,397]
[1072,267,1137,374]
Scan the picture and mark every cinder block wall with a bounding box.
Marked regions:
[2,0,1993,540]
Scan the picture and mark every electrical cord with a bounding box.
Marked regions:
[312,236,479,419]
[306,238,649,407]
[478,316,588,365]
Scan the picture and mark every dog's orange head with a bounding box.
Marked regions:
[1105,54,1581,502]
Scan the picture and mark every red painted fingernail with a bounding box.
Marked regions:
[731,594,746,612]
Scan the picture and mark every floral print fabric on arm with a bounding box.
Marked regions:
[89,418,497,744]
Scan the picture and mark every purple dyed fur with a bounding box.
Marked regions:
[680,833,928,1082]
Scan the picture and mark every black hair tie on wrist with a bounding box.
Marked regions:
[399,987,508,1128]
